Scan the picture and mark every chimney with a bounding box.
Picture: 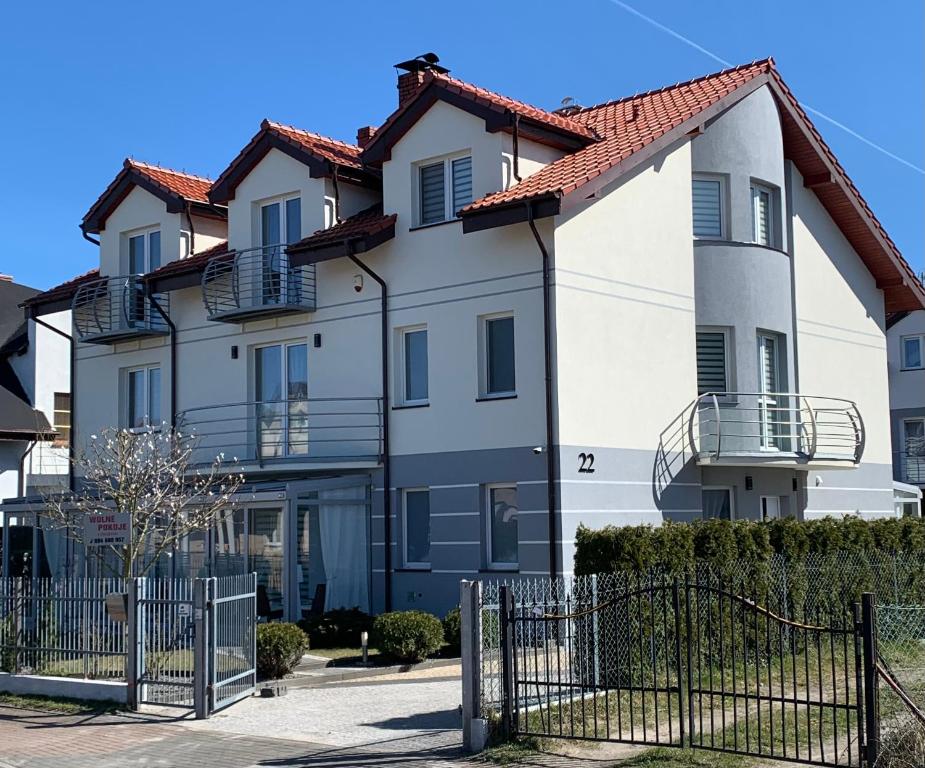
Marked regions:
[356,126,378,149]
[0,274,13,282]
[394,52,449,107]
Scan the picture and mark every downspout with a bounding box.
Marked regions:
[185,202,196,256]
[18,441,37,497]
[330,165,343,224]
[347,246,392,612]
[81,228,101,247]
[147,292,177,429]
[32,314,75,492]
[525,202,558,581]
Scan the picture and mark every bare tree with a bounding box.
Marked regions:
[43,426,244,578]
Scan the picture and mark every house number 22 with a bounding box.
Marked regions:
[578,452,595,473]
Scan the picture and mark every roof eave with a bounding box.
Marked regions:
[461,194,561,233]
[288,220,397,266]
[82,167,191,234]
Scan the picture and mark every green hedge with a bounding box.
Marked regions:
[256,623,309,680]
[373,610,444,663]
[574,516,925,577]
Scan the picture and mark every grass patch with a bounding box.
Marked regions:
[0,692,124,714]
[617,747,751,767]
[478,737,544,765]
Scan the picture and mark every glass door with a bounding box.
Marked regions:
[260,202,283,304]
[758,334,781,450]
[255,343,308,459]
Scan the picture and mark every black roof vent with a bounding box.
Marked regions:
[394,52,449,75]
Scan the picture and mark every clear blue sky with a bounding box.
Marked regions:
[1,0,921,290]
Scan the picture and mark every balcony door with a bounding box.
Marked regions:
[903,419,925,483]
[255,342,309,459]
[758,334,782,450]
[126,229,160,326]
[260,197,301,305]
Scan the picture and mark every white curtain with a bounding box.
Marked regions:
[41,519,66,578]
[701,489,731,520]
[319,484,369,612]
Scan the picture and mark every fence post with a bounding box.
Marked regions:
[126,578,144,710]
[193,577,211,720]
[499,585,515,739]
[460,580,487,752]
[861,592,880,766]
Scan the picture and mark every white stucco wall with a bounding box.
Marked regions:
[98,187,183,276]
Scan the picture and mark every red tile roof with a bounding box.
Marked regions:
[82,159,219,234]
[288,205,397,256]
[462,60,770,212]
[144,240,232,282]
[263,121,364,170]
[21,268,100,312]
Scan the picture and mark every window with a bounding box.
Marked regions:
[127,228,161,273]
[402,489,431,568]
[418,154,472,225]
[52,392,70,445]
[399,326,428,404]
[701,487,733,520]
[696,329,730,395]
[486,485,518,567]
[692,176,723,238]
[901,335,924,370]
[481,314,516,397]
[126,366,161,428]
[904,419,925,456]
[260,196,301,304]
[255,342,309,457]
[751,183,773,246]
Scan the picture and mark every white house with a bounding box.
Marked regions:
[5,56,924,616]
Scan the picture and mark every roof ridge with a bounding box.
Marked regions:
[574,58,773,116]
[125,158,214,183]
[263,120,360,152]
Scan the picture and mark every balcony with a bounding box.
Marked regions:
[177,397,383,471]
[897,443,925,485]
[202,245,316,323]
[72,275,170,344]
[683,392,865,469]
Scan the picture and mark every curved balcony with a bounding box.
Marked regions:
[202,245,316,322]
[685,392,865,469]
[177,397,383,471]
[72,275,170,344]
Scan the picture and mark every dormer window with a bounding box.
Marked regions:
[417,154,472,226]
[128,228,161,274]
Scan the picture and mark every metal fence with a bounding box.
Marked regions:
[0,575,256,718]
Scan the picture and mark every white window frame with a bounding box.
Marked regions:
[124,365,161,430]
[695,326,734,396]
[691,173,726,240]
[760,495,782,521]
[257,194,302,247]
[397,325,429,406]
[701,486,735,520]
[414,151,472,227]
[401,488,431,569]
[750,182,774,246]
[479,312,516,399]
[125,226,161,274]
[52,392,71,446]
[901,335,925,370]
[253,340,309,458]
[485,483,519,570]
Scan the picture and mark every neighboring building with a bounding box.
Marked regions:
[4,56,924,615]
[887,307,925,515]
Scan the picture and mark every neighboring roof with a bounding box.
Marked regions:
[209,120,377,204]
[288,205,397,265]
[0,384,53,441]
[145,240,232,293]
[82,159,223,234]
[0,279,39,354]
[459,58,925,313]
[361,71,598,164]
[21,268,100,317]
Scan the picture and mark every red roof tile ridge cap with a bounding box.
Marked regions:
[263,120,361,153]
[574,58,773,116]
[124,158,214,183]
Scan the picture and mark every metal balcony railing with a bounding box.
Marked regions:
[72,275,170,344]
[897,440,925,484]
[176,397,383,467]
[202,245,317,322]
[685,392,865,465]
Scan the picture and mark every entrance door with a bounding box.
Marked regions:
[255,342,309,458]
[758,334,781,450]
[761,495,781,521]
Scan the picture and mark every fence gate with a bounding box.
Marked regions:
[202,573,257,715]
[500,578,871,767]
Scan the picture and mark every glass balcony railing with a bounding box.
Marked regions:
[202,245,317,322]
[72,275,170,344]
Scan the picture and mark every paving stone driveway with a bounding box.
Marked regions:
[0,675,470,767]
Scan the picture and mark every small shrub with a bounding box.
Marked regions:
[442,606,461,655]
[373,610,444,663]
[256,622,309,680]
[298,608,373,649]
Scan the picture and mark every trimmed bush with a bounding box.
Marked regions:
[256,622,309,680]
[373,610,444,663]
[442,606,461,655]
[298,608,373,649]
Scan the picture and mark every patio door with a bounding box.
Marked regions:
[903,419,925,483]
[260,197,301,305]
[255,343,309,458]
[758,334,781,450]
